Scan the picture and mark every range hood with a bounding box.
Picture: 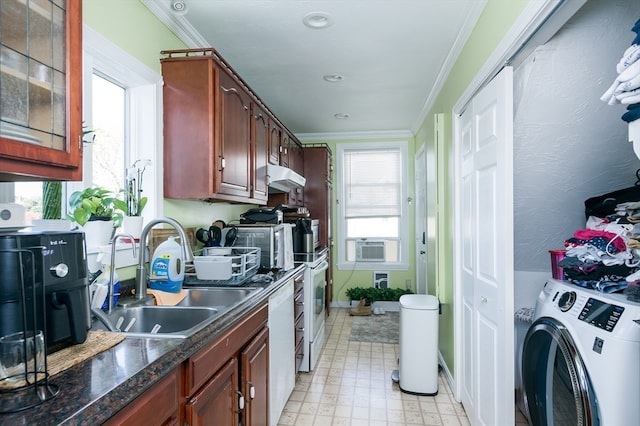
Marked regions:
[267,163,306,193]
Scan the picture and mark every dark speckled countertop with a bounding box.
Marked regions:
[1,265,305,425]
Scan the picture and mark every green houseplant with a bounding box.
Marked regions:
[67,186,122,227]
[345,286,413,304]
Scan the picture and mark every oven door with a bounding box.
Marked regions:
[311,259,329,338]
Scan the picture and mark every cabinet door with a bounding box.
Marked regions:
[0,0,82,180]
[240,327,269,426]
[268,119,281,165]
[288,139,305,206]
[280,131,290,168]
[218,67,251,199]
[251,102,269,203]
[186,358,239,426]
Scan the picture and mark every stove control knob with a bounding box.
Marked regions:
[50,263,69,278]
[558,291,576,312]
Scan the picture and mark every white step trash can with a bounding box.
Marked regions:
[394,294,439,395]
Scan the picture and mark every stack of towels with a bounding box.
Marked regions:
[601,18,640,123]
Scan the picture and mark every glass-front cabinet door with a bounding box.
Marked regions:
[0,0,82,181]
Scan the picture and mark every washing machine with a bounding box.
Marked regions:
[522,279,640,425]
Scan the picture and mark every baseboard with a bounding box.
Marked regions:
[438,353,459,402]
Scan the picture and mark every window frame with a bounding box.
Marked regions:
[74,25,163,237]
[336,141,410,270]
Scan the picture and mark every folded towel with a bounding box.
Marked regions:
[147,288,187,306]
[617,44,640,73]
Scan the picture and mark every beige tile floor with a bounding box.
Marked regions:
[278,308,472,426]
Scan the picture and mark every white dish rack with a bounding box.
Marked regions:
[190,247,261,283]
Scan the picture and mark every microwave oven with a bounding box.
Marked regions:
[234,224,294,270]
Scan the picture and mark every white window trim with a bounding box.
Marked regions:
[79,26,163,264]
[77,25,163,225]
[336,141,410,271]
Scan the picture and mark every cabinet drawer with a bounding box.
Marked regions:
[294,291,304,321]
[105,368,180,426]
[295,340,304,373]
[294,315,304,348]
[185,304,268,396]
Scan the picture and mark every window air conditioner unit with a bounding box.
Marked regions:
[355,240,385,262]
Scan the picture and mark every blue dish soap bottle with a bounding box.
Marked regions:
[149,236,185,293]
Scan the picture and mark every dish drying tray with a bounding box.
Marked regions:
[186,247,260,287]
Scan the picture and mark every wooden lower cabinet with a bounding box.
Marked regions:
[185,358,238,426]
[183,303,269,426]
[240,327,269,426]
[104,304,270,426]
[104,368,180,426]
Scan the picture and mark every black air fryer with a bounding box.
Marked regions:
[0,231,90,354]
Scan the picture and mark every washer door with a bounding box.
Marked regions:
[522,317,599,426]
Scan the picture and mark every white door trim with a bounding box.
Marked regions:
[414,144,427,294]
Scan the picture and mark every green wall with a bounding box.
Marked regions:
[83,0,183,74]
[415,0,530,376]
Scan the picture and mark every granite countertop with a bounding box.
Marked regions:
[1,265,305,425]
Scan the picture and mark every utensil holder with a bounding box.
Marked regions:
[0,248,59,413]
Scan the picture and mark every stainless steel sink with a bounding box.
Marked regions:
[177,287,260,308]
[94,306,221,338]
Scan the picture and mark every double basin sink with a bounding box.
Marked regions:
[92,287,261,339]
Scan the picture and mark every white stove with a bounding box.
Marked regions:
[297,248,329,372]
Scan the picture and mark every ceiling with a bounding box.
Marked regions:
[141,0,486,138]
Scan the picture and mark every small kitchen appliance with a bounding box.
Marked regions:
[240,205,283,224]
[234,223,292,270]
[0,230,90,354]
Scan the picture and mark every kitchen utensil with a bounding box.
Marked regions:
[223,225,238,247]
[195,226,222,247]
[240,204,284,224]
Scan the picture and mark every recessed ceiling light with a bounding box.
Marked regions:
[334,113,350,119]
[171,1,188,14]
[303,12,333,29]
[323,74,344,83]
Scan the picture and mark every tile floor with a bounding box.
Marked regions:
[277,308,471,426]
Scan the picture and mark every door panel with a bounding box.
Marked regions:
[458,66,514,426]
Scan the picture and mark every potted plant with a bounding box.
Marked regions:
[345,286,413,312]
[67,186,121,246]
[113,159,151,239]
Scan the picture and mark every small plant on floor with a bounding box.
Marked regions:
[345,286,412,304]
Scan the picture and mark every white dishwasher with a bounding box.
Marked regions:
[268,279,295,425]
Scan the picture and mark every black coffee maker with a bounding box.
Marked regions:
[0,230,90,354]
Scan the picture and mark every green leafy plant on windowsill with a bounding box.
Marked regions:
[67,186,123,227]
[345,286,413,304]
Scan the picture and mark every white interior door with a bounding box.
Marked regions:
[415,145,427,294]
[456,66,514,426]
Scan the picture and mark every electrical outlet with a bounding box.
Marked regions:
[405,279,411,290]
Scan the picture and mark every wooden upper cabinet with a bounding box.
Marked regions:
[251,102,269,203]
[0,0,82,181]
[268,119,281,165]
[161,50,261,203]
[280,131,290,168]
[218,67,252,199]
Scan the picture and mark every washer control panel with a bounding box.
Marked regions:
[579,297,625,332]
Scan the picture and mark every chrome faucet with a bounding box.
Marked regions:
[135,217,194,301]
[107,233,137,314]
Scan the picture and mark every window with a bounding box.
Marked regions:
[336,141,409,270]
[1,27,161,250]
